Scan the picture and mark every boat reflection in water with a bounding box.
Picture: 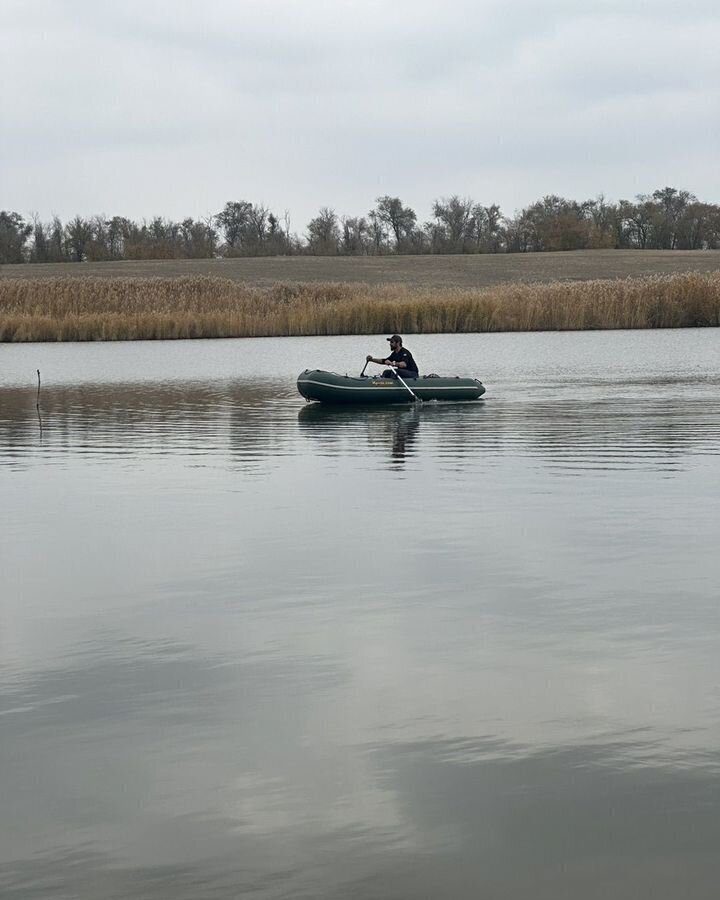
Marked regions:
[297,399,495,467]
[298,402,422,464]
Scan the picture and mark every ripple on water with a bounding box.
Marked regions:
[2,334,720,899]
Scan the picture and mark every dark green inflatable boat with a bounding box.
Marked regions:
[297,369,486,404]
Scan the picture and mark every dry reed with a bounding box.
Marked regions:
[1,272,719,342]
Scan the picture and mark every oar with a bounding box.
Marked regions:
[388,366,422,403]
[365,359,421,402]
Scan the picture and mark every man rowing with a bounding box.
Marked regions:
[366,334,419,378]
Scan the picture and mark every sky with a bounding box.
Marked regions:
[2,0,720,234]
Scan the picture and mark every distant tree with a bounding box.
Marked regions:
[373,196,416,251]
[478,203,504,252]
[29,213,51,262]
[585,195,618,249]
[422,216,443,254]
[266,212,280,253]
[0,211,32,263]
[120,217,179,260]
[650,187,695,249]
[65,215,94,262]
[677,201,718,250]
[107,216,130,259]
[49,216,67,261]
[619,197,656,249]
[505,195,591,252]
[179,218,217,258]
[306,207,340,255]
[201,215,219,257]
[705,206,720,249]
[84,215,115,261]
[426,197,504,253]
[215,200,278,255]
[264,212,292,255]
[248,203,269,249]
[122,218,151,259]
[398,225,427,254]
[282,210,294,252]
[149,217,180,258]
[12,186,720,264]
[504,208,535,253]
[431,196,475,252]
[340,216,370,255]
[367,210,388,254]
[215,200,254,251]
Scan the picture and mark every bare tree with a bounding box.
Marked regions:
[650,187,695,249]
[307,207,340,255]
[367,210,388,254]
[248,204,269,249]
[282,210,293,251]
[586,195,617,249]
[479,203,503,252]
[29,212,50,262]
[0,211,32,263]
[215,201,254,252]
[49,216,67,260]
[432,196,475,252]
[619,198,655,249]
[66,215,94,262]
[341,216,369,255]
[373,196,416,252]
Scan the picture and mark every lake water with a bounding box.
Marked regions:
[1,330,720,899]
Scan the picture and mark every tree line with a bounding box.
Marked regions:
[2,187,720,265]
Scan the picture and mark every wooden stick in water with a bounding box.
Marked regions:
[36,369,43,436]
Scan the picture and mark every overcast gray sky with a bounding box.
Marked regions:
[2,0,719,233]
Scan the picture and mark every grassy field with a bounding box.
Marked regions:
[3,249,720,289]
[2,270,719,341]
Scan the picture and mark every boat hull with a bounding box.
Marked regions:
[297,370,486,404]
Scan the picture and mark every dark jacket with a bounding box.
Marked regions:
[388,347,418,374]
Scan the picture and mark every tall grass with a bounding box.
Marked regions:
[1,272,719,341]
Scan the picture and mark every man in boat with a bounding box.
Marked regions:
[366,334,419,378]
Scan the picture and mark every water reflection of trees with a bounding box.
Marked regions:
[2,381,718,474]
[297,394,720,473]
[0,380,298,472]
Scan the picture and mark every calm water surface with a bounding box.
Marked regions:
[1,330,720,899]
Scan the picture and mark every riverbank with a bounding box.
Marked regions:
[1,272,719,341]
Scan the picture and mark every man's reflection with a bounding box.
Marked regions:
[390,408,421,461]
[297,403,421,464]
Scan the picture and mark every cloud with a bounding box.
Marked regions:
[1,0,719,226]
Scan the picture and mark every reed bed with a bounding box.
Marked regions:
[1,272,719,342]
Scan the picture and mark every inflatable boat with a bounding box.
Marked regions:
[297,369,486,404]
